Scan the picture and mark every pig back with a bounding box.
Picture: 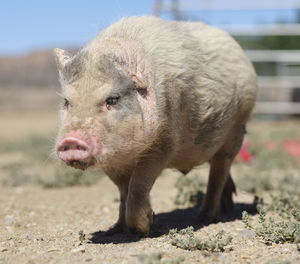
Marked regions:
[87,16,257,157]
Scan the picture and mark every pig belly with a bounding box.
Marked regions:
[168,139,221,174]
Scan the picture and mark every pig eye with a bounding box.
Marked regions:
[106,96,120,106]
[63,98,70,109]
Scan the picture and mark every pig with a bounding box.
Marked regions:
[54,16,257,236]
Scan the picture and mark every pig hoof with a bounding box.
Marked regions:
[221,196,234,213]
[198,209,218,225]
[128,227,144,237]
[126,208,153,237]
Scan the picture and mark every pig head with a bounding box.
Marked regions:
[54,44,162,170]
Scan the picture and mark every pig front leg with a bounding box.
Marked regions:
[199,124,245,223]
[125,150,169,236]
[104,167,131,235]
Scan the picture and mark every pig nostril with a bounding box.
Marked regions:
[77,145,86,151]
[58,137,90,154]
[59,143,88,152]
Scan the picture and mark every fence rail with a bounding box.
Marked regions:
[160,0,300,12]
[154,0,300,114]
[246,50,300,62]
[222,24,300,36]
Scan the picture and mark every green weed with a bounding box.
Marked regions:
[174,173,206,206]
[168,227,232,252]
[1,162,41,186]
[0,133,104,187]
[41,167,103,188]
[264,259,292,264]
[0,134,55,162]
[242,208,300,245]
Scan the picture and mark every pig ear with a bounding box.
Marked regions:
[53,48,72,71]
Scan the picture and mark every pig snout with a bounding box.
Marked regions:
[56,131,97,170]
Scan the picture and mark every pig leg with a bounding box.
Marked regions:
[104,168,131,235]
[125,150,169,236]
[199,124,244,223]
[220,173,236,213]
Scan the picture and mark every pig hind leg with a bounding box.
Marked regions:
[220,173,236,213]
[199,124,244,224]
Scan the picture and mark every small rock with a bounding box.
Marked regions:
[47,248,59,252]
[29,211,35,217]
[26,235,34,241]
[71,245,85,253]
[6,226,13,233]
[19,247,26,254]
[102,206,110,213]
[5,215,14,225]
[14,187,24,193]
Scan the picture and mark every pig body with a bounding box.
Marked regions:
[54,16,257,236]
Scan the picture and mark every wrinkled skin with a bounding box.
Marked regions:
[54,16,257,236]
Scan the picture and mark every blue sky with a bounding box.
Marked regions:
[0,0,299,56]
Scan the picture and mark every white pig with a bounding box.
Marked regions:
[54,16,257,236]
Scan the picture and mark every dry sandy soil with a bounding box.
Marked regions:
[0,112,299,264]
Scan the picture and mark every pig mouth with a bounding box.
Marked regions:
[57,135,99,170]
[66,158,96,170]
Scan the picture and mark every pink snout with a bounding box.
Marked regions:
[57,131,98,170]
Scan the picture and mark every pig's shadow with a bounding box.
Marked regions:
[89,201,257,244]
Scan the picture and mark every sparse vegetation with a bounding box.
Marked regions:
[264,260,292,264]
[42,168,103,188]
[240,166,300,246]
[173,173,206,206]
[255,207,300,245]
[242,184,300,244]
[174,123,300,253]
[0,133,55,162]
[1,161,41,186]
[168,227,232,252]
[235,127,299,194]
[0,134,104,187]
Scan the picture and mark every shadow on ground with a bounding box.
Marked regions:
[89,201,257,244]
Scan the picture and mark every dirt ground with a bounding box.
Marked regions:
[0,112,299,264]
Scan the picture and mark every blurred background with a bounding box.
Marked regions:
[0,0,299,187]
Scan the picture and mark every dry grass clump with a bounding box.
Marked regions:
[242,175,300,246]
[168,227,232,252]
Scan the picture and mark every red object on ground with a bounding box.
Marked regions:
[267,141,277,151]
[236,140,253,163]
[282,139,300,157]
